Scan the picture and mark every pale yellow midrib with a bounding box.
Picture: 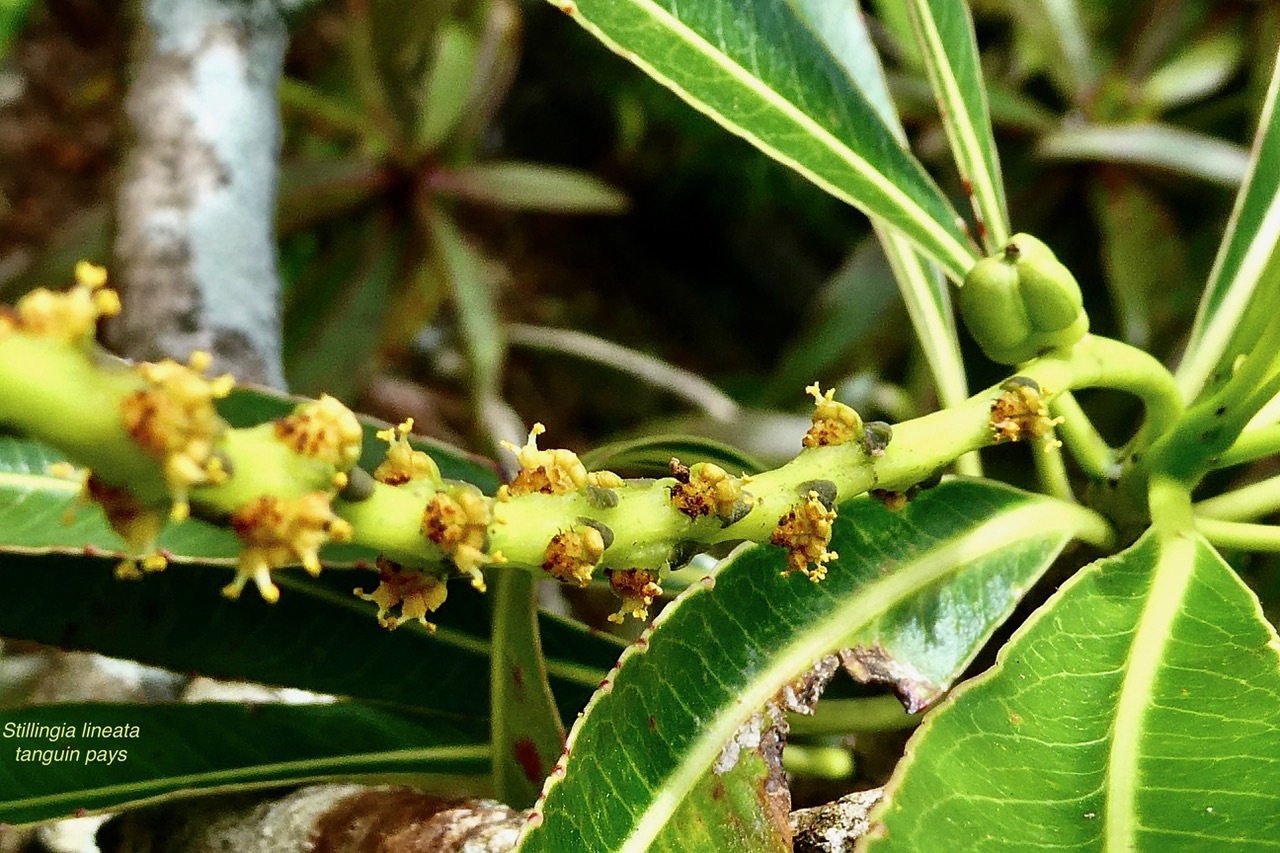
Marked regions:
[560,0,977,280]
[614,500,1091,853]
[908,0,1008,246]
[1104,534,1197,850]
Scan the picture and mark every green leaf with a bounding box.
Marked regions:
[653,706,792,852]
[517,480,1110,852]
[434,162,629,214]
[0,702,488,826]
[786,1,970,416]
[1177,50,1280,401]
[0,434,240,561]
[424,206,508,436]
[275,156,386,236]
[580,434,765,478]
[1090,175,1185,349]
[490,570,566,808]
[0,0,33,63]
[0,553,620,723]
[887,72,1056,133]
[864,530,1280,851]
[547,0,977,281]
[417,20,479,150]
[1038,123,1249,187]
[904,0,1010,249]
[1140,30,1243,114]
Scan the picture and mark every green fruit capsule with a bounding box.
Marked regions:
[959,255,1035,364]
[958,233,1089,365]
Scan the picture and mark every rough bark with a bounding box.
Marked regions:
[106,0,308,386]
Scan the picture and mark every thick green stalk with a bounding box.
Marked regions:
[0,329,1175,580]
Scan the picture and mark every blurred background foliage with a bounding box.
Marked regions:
[4,0,1280,795]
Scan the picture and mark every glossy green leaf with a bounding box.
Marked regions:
[0,702,488,826]
[546,0,977,281]
[1177,49,1280,401]
[0,553,620,723]
[864,530,1280,851]
[490,570,566,808]
[652,706,791,852]
[787,1,970,416]
[1038,123,1249,187]
[580,434,765,478]
[517,480,1110,852]
[788,0,897,131]
[434,162,628,214]
[905,0,1010,249]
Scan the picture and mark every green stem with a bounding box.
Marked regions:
[1196,518,1280,552]
[1194,474,1280,521]
[1052,392,1117,479]
[1033,432,1075,503]
[787,695,923,736]
[489,570,564,807]
[1217,422,1280,468]
[1147,310,1280,493]
[0,330,1170,578]
[781,744,855,780]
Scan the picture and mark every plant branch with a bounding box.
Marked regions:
[1218,422,1280,468]
[1195,518,1280,552]
[0,300,1170,607]
[1194,475,1280,522]
[787,695,922,736]
[1052,391,1117,479]
[109,0,309,387]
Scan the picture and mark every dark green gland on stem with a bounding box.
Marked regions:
[862,422,893,457]
[959,233,1089,365]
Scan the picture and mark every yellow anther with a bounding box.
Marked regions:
[669,459,754,524]
[224,493,352,603]
[542,525,606,587]
[373,418,441,486]
[771,491,839,582]
[74,261,108,289]
[607,568,663,624]
[124,353,234,518]
[803,382,863,448]
[355,557,449,630]
[990,378,1063,446]
[14,262,122,341]
[421,487,497,589]
[497,422,588,500]
[275,394,364,471]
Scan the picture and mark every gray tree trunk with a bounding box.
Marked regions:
[107,0,306,387]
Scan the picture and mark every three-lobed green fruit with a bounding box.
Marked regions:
[958,233,1088,364]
